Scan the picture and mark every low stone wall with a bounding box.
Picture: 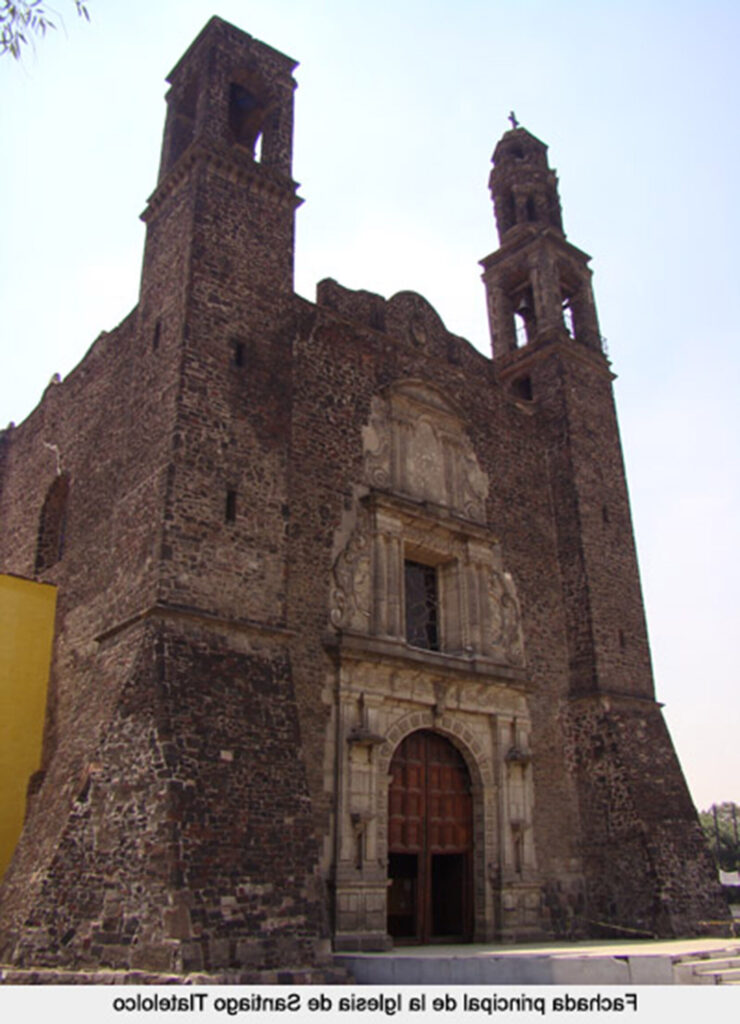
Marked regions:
[0,965,349,985]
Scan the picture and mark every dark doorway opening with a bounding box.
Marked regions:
[387,853,418,938]
[387,730,473,943]
[431,853,467,938]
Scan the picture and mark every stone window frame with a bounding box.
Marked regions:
[330,379,526,669]
[355,490,525,671]
[403,558,440,651]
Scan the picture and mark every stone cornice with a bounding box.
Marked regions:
[324,630,530,688]
[95,601,292,645]
[480,227,592,273]
[361,488,498,543]
[568,689,663,711]
[495,334,615,383]
[141,140,301,224]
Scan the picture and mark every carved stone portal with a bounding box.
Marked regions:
[327,381,538,948]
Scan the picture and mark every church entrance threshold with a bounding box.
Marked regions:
[388,730,473,943]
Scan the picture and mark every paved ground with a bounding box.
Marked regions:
[335,937,740,984]
[355,937,738,958]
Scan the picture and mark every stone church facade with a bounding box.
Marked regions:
[0,18,725,977]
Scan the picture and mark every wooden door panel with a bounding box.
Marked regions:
[387,730,472,942]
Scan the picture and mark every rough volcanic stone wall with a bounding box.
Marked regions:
[3,618,327,973]
[153,622,326,973]
[563,696,727,934]
[0,18,329,975]
[535,347,654,698]
[0,306,179,948]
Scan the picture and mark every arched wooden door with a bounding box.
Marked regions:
[387,730,473,943]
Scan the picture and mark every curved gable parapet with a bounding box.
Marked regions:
[314,281,489,371]
[386,290,449,355]
[315,278,387,332]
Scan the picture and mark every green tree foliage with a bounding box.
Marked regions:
[1,1,89,60]
[700,802,740,872]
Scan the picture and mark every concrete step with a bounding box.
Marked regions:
[673,948,740,985]
[690,966,740,985]
[693,958,740,972]
[337,941,740,987]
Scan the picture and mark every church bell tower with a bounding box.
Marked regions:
[482,126,601,360]
[481,124,651,700]
[480,124,721,935]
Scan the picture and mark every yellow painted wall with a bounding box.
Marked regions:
[0,574,56,880]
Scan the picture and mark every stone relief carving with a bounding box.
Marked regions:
[332,385,528,670]
[433,679,449,723]
[330,507,371,630]
[330,510,527,668]
[488,568,525,666]
[362,383,489,522]
[406,417,445,502]
[461,450,489,521]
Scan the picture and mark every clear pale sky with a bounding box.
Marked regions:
[1,1,738,811]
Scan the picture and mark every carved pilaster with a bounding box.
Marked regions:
[371,511,403,639]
